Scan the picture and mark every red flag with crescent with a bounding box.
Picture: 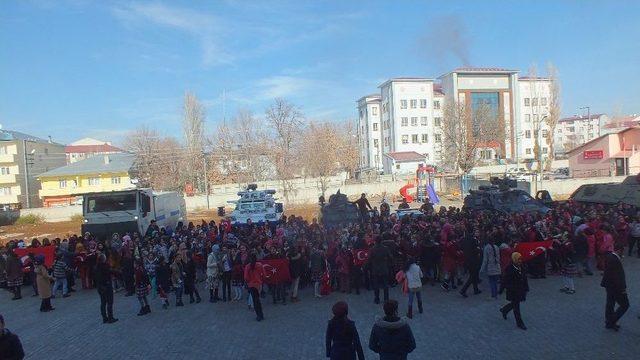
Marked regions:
[514,240,553,262]
[14,246,56,268]
[353,249,369,266]
[261,258,291,285]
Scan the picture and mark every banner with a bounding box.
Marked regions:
[261,258,291,285]
[514,240,553,262]
[14,246,56,268]
[353,249,369,266]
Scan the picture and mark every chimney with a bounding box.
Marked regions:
[104,155,110,164]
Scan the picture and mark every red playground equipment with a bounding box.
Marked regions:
[399,164,439,204]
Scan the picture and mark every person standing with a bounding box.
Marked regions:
[368,299,416,359]
[170,254,185,307]
[368,237,392,304]
[244,253,265,321]
[628,216,640,258]
[325,301,365,360]
[601,243,629,331]
[94,253,118,323]
[34,255,54,312]
[184,251,202,304]
[288,245,303,302]
[0,314,25,360]
[352,193,373,222]
[480,238,502,299]
[206,245,221,303]
[134,258,151,316]
[459,229,482,298]
[51,252,70,298]
[5,250,23,300]
[499,252,529,330]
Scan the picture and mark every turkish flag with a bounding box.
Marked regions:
[514,240,553,262]
[353,249,369,266]
[261,258,291,285]
[14,246,56,268]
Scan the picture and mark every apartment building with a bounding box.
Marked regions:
[0,129,66,209]
[356,94,383,172]
[65,137,123,164]
[517,77,553,160]
[554,113,608,154]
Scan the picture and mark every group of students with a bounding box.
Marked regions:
[1,196,638,334]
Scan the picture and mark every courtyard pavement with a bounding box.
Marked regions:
[2,257,640,360]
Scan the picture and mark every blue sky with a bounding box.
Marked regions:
[1,0,639,145]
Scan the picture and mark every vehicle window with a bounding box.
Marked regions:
[86,193,136,213]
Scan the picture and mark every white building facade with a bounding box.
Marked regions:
[517,77,552,160]
[555,114,608,154]
[356,95,383,172]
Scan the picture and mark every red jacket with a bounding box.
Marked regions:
[244,262,265,289]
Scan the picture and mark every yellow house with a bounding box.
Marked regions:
[38,153,136,207]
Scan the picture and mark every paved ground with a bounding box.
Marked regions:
[2,258,640,360]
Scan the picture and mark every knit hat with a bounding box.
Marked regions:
[332,301,348,318]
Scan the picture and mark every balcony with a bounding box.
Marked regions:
[0,174,17,184]
[0,154,17,163]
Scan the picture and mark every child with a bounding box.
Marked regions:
[134,259,151,315]
[398,257,423,319]
[560,245,578,294]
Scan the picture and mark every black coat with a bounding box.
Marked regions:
[601,252,626,292]
[502,264,529,302]
[155,263,171,290]
[0,329,25,360]
[369,317,416,360]
[94,262,113,292]
[325,318,365,360]
[368,244,392,276]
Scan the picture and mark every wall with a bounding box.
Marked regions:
[39,172,133,198]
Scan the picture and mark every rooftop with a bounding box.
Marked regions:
[38,153,135,178]
[566,127,640,155]
[519,76,551,81]
[438,67,518,79]
[357,94,382,104]
[559,114,605,122]
[378,77,433,89]
[65,143,123,154]
[384,151,426,162]
[0,129,62,145]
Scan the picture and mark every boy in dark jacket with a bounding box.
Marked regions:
[0,314,25,360]
[369,300,416,360]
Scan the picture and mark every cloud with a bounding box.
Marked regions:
[112,2,233,67]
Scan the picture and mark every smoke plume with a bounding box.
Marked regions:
[420,15,471,67]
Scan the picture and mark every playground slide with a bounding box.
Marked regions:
[426,184,440,204]
[399,183,415,202]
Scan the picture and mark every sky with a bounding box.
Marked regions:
[1,0,639,145]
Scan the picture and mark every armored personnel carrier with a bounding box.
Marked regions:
[463,177,550,214]
[570,175,640,207]
[320,190,360,228]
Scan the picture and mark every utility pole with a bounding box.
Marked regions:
[22,139,34,208]
[203,152,210,209]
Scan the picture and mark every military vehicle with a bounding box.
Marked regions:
[570,175,640,207]
[228,184,284,225]
[320,190,360,228]
[463,178,551,214]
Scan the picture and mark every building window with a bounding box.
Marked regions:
[384,138,389,147]
[433,100,440,109]
[420,99,427,108]
[372,106,378,115]
[526,148,532,155]
[480,150,492,160]
[525,130,531,138]
[59,179,67,188]
[568,127,575,132]
[396,164,400,170]
[434,134,442,143]
[420,117,428,126]
[88,177,100,186]
[533,114,539,123]
[0,147,7,155]
[412,134,419,143]
[382,104,387,113]
[410,99,417,109]
[0,167,9,175]
[400,100,407,109]
[111,177,121,185]
[373,139,379,148]
[374,155,379,164]
[434,117,442,127]
[402,135,409,144]
[1,187,11,195]
[373,123,378,131]
[525,114,531,122]
[421,134,428,143]
[542,130,548,138]
[524,98,530,106]
[532,98,538,106]
[542,147,548,154]
[558,128,562,133]
[401,117,408,127]
[541,98,547,106]
[534,130,539,138]
[411,117,418,126]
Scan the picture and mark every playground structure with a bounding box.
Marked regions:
[399,164,440,204]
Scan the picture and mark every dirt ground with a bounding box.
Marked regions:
[0,195,462,246]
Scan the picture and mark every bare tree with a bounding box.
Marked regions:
[265,98,304,201]
[339,120,360,178]
[300,122,340,196]
[442,100,502,174]
[544,63,561,171]
[182,92,206,190]
[124,125,184,191]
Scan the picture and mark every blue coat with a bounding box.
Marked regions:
[326,318,365,360]
[369,317,415,360]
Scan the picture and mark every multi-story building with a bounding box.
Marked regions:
[65,137,122,164]
[0,129,66,209]
[356,67,563,173]
[554,113,608,154]
[379,78,438,163]
[37,153,136,207]
[600,114,639,135]
[356,94,382,172]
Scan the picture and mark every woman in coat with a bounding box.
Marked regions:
[480,238,502,299]
[34,255,54,312]
[325,301,365,360]
[499,252,529,330]
[5,250,22,300]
